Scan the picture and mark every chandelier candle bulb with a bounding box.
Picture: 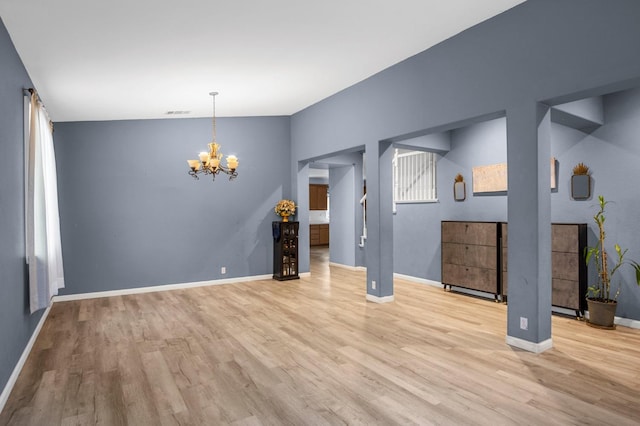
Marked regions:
[227,155,238,169]
[187,159,200,170]
[199,152,209,163]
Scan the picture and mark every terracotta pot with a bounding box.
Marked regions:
[587,298,617,329]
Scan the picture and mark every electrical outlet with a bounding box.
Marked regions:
[221,266,226,274]
[520,317,528,330]
[371,280,376,290]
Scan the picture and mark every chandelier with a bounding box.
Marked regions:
[187,92,239,180]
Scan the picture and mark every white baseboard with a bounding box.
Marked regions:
[506,336,553,354]
[329,262,359,271]
[366,294,395,303]
[52,274,273,302]
[614,316,640,329]
[393,273,442,288]
[299,272,311,278]
[0,305,51,414]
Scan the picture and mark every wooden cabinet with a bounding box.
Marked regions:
[501,223,587,316]
[441,221,500,297]
[442,221,587,314]
[309,184,328,210]
[273,221,299,280]
[310,224,329,246]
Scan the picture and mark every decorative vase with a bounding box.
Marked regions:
[586,298,617,329]
[281,214,290,222]
[453,181,466,201]
[571,174,591,200]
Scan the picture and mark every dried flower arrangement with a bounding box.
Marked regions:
[275,199,296,218]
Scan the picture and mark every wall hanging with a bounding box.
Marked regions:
[571,162,591,200]
[453,173,466,201]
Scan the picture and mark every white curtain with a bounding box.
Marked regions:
[27,92,65,313]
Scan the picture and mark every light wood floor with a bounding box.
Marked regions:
[2,247,640,425]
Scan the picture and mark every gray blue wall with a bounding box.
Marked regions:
[0,18,45,399]
[291,0,640,340]
[394,118,508,281]
[550,89,640,319]
[329,166,356,266]
[54,116,291,294]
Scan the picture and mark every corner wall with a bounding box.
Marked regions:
[54,116,291,295]
[0,18,45,402]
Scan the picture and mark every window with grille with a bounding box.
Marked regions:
[393,149,437,202]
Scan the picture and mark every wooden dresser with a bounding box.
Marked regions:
[443,221,587,316]
[502,222,587,316]
[441,221,501,298]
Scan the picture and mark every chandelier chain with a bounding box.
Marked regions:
[211,92,217,143]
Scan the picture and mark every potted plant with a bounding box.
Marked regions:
[584,195,640,328]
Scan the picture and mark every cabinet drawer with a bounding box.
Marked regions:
[442,243,497,269]
[442,263,498,294]
[552,224,579,253]
[552,252,579,281]
[442,222,497,246]
[552,278,581,310]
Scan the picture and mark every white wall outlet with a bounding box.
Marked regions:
[520,317,528,330]
[221,266,226,274]
[371,280,376,290]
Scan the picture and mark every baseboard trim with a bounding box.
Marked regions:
[329,262,359,271]
[299,272,311,278]
[393,273,442,288]
[614,316,640,329]
[52,274,273,302]
[0,305,51,414]
[506,336,553,354]
[366,294,395,304]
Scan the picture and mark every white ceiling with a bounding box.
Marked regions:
[0,0,525,122]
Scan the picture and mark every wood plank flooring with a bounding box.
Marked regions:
[2,246,640,425]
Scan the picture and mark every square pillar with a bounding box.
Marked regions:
[365,141,394,303]
[505,102,553,353]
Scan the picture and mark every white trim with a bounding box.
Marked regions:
[394,273,441,288]
[299,272,311,278]
[329,262,360,271]
[52,274,272,302]
[366,294,395,303]
[506,336,553,354]
[0,305,51,414]
[614,316,640,329]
